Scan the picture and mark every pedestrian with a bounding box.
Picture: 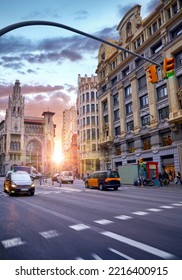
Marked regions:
[158,172,163,186]
[176,172,182,184]
[162,170,169,185]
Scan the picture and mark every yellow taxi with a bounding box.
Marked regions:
[85,170,121,191]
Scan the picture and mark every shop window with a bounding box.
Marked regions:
[128,141,135,153]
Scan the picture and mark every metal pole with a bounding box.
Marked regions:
[0,20,161,67]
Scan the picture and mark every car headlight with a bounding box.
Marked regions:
[31,183,35,188]
[11,183,17,188]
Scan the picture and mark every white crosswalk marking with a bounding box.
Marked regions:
[147,208,162,212]
[39,230,60,239]
[132,211,148,216]
[108,248,134,260]
[69,224,90,231]
[94,219,113,225]
[2,237,26,248]
[115,215,133,220]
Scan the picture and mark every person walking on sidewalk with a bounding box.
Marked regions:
[176,172,182,184]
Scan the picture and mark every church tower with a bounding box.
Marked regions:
[5,80,25,167]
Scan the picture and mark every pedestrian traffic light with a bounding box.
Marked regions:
[163,57,175,79]
[146,65,158,84]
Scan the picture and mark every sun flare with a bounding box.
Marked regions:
[52,140,64,164]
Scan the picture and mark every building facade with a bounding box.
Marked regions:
[0,80,56,175]
[96,0,182,176]
[77,74,100,175]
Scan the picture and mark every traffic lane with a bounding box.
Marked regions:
[27,185,182,228]
[0,195,176,260]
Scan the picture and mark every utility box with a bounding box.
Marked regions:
[118,164,138,185]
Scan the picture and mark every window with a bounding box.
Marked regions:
[113,93,119,106]
[114,109,120,121]
[86,104,90,113]
[122,66,130,77]
[177,75,182,88]
[91,91,95,100]
[86,92,89,101]
[103,115,108,123]
[91,104,95,112]
[127,121,134,132]
[151,40,163,54]
[92,129,96,140]
[101,84,107,93]
[102,100,108,112]
[138,75,147,90]
[158,106,169,120]
[82,94,85,102]
[115,145,121,155]
[115,126,120,136]
[111,76,117,86]
[157,85,167,100]
[141,115,150,126]
[161,132,172,146]
[153,22,157,33]
[92,144,96,151]
[126,103,133,115]
[83,106,85,114]
[170,22,182,39]
[143,137,151,150]
[175,51,182,68]
[148,26,152,37]
[136,57,144,68]
[91,116,95,125]
[172,3,178,15]
[124,85,131,98]
[140,94,148,108]
[128,141,135,153]
[87,129,90,140]
[87,117,90,125]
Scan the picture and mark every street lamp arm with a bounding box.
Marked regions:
[0,20,161,67]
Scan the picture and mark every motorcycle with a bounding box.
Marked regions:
[134,177,154,186]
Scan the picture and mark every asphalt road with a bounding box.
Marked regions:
[0,177,182,260]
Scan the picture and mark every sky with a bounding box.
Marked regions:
[0,0,159,143]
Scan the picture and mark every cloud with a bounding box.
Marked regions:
[146,0,159,13]
[73,9,89,20]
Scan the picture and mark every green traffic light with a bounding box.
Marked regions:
[166,70,174,78]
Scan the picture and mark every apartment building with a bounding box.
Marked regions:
[77,74,100,175]
[96,0,182,176]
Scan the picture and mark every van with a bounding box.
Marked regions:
[85,170,121,191]
[58,171,74,184]
[12,165,41,180]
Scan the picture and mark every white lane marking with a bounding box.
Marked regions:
[39,230,60,239]
[69,224,90,231]
[132,211,148,216]
[2,237,26,248]
[160,206,174,209]
[92,254,103,260]
[108,248,134,260]
[101,231,176,259]
[94,219,113,225]
[75,257,84,260]
[147,208,162,212]
[60,187,81,192]
[171,203,182,206]
[115,215,133,220]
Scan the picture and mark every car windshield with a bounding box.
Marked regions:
[64,172,72,176]
[109,171,120,178]
[11,173,31,181]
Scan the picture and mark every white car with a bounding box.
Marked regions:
[58,171,74,184]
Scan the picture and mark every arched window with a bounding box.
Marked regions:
[126,22,132,37]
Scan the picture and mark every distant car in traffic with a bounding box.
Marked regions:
[4,170,35,196]
[52,172,60,182]
[57,171,74,184]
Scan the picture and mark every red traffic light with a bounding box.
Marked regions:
[163,57,175,78]
[146,65,158,84]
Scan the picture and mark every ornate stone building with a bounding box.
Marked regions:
[96,0,182,175]
[0,80,56,175]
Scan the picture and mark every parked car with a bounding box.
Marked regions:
[57,171,74,184]
[51,172,60,182]
[85,170,121,191]
[4,170,35,196]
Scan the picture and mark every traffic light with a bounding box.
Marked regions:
[163,57,175,79]
[138,158,143,165]
[146,65,158,84]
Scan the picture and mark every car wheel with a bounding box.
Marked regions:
[114,187,118,191]
[99,183,104,191]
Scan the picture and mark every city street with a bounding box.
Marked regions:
[0,177,182,260]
